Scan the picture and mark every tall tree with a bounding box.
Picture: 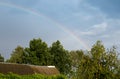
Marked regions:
[25,38,51,65]
[70,50,84,78]
[7,46,25,64]
[76,41,120,79]
[7,38,51,65]
[49,40,71,75]
[0,54,4,62]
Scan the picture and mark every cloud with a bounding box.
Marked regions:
[100,34,110,38]
[92,22,108,31]
[80,22,108,36]
[1,0,120,59]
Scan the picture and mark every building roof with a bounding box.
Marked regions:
[0,63,59,75]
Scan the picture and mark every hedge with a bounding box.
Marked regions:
[0,73,67,79]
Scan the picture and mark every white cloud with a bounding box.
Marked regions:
[80,31,94,35]
[92,22,108,31]
[79,22,108,36]
[100,34,110,38]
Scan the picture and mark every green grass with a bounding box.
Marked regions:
[0,73,67,79]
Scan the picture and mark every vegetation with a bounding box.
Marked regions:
[4,38,120,79]
[0,73,67,79]
[70,41,120,79]
[49,40,71,75]
[6,46,25,63]
[0,54,4,62]
[24,38,51,65]
[7,38,71,75]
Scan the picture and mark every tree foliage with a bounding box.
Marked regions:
[70,50,84,78]
[7,46,25,63]
[6,39,120,78]
[7,38,71,75]
[24,38,51,65]
[0,54,4,62]
[70,41,120,79]
[49,40,72,75]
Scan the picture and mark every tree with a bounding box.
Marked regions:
[7,46,25,64]
[7,38,51,65]
[76,41,120,79]
[25,38,51,65]
[70,50,84,78]
[49,40,71,75]
[0,54,4,62]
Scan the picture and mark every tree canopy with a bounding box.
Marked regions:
[7,38,71,75]
[49,40,71,75]
[6,39,120,78]
[24,38,50,65]
[70,41,120,79]
[6,46,25,63]
[0,54,4,62]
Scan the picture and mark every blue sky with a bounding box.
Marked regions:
[0,0,120,59]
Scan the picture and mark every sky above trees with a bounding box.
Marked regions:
[0,0,120,59]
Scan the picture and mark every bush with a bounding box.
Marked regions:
[0,73,67,79]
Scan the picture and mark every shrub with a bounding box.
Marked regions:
[0,73,66,79]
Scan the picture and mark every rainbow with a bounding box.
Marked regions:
[0,2,90,50]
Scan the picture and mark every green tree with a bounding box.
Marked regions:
[7,46,25,64]
[69,50,84,78]
[7,38,51,65]
[76,41,120,79]
[49,40,71,75]
[25,38,51,65]
[0,54,4,62]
